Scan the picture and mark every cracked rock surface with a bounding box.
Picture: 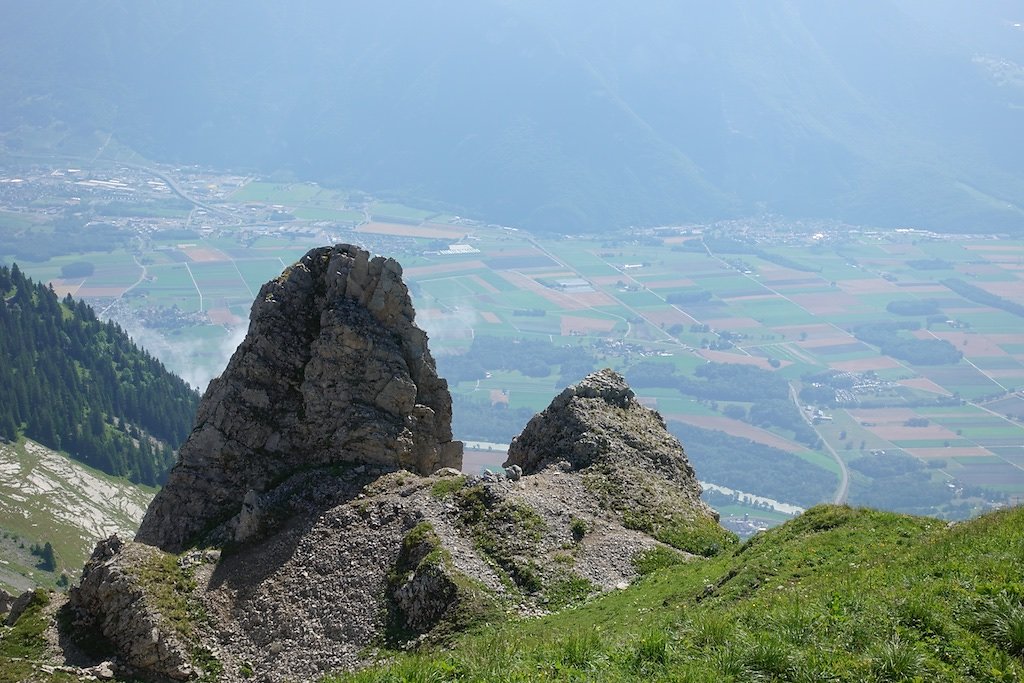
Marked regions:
[136,244,462,553]
[66,250,727,683]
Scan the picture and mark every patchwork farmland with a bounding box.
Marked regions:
[5,168,1024,530]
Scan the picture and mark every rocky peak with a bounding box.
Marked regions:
[506,368,698,481]
[136,244,462,553]
[63,254,731,683]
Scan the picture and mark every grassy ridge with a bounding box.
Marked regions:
[329,505,1024,682]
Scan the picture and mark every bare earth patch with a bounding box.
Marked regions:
[790,292,863,315]
[403,260,486,277]
[207,307,244,325]
[906,446,994,459]
[180,246,227,262]
[48,279,86,297]
[74,286,128,297]
[645,277,698,288]
[829,356,903,372]
[772,323,840,340]
[846,408,960,440]
[897,377,953,395]
[704,316,762,330]
[497,271,615,310]
[915,330,1008,357]
[642,307,697,326]
[798,335,859,348]
[837,278,902,295]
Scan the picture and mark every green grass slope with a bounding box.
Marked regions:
[330,504,1024,682]
[0,438,155,593]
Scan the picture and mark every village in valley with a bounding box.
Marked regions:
[3,157,1024,534]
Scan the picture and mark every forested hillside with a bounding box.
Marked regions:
[0,264,198,485]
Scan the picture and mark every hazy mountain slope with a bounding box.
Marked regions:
[2,2,1022,232]
[0,437,154,592]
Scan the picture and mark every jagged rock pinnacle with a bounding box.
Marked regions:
[505,368,699,480]
[136,244,462,552]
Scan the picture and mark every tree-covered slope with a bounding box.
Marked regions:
[2,1,1023,233]
[0,264,199,485]
[330,504,1024,682]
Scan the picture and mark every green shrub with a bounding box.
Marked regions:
[430,475,467,498]
[633,546,685,576]
[569,517,589,542]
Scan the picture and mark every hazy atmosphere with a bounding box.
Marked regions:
[1,3,1024,681]
[4,1,1024,233]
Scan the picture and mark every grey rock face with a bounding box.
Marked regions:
[67,536,195,681]
[136,245,462,553]
[67,249,732,682]
[505,368,717,523]
[506,368,695,478]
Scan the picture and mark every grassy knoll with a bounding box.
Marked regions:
[327,505,1024,682]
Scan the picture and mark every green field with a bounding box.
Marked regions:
[370,201,435,222]
[4,166,1023,518]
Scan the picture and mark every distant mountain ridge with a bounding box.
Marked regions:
[2,1,1023,233]
[0,264,199,485]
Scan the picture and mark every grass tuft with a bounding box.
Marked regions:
[971,591,1024,657]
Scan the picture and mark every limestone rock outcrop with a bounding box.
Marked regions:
[66,536,196,681]
[136,244,462,553]
[506,368,718,527]
[63,251,732,683]
[506,367,691,476]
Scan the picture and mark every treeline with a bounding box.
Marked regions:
[450,394,537,443]
[853,322,961,365]
[0,212,134,262]
[0,264,199,484]
[848,453,953,514]
[627,360,789,402]
[740,399,819,447]
[886,299,941,316]
[668,421,836,508]
[942,277,1024,319]
[680,236,820,272]
[437,336,596,385]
